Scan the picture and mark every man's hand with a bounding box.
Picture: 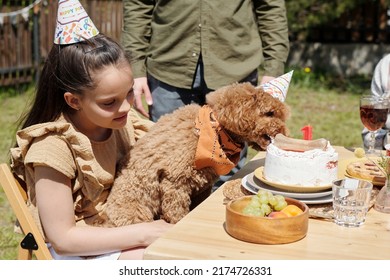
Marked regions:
[133,77,153,118]
[260,75,275,84]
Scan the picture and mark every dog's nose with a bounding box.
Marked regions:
[262,134,272,142]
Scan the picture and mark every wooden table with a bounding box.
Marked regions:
[143,147,390,260]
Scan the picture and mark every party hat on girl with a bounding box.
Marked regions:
[258,70,293,102]
[54,0,99,45]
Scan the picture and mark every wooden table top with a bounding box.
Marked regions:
[143,147,390,260]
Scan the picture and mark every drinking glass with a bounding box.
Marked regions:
[360,96,389,155]
[332,178,373,227]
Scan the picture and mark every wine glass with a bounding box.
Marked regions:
[360,95,389,156]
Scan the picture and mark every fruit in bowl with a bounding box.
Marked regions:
[225,191,309,244]
[280,205,304,217]
[268,211,288,218]
[240,190,303,218]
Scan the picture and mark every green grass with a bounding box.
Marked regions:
[0,86,34,164]
[285,85,364,147]
[0,75,367,259]
[0,85,34,260]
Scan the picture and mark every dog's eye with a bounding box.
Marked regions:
[265,111,274,117]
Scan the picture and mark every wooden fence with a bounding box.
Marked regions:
[0,0,389,87]
[0,0,122,87]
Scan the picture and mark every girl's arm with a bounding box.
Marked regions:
[35,165,171,257]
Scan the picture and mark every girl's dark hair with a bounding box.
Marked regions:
[19,34,130,129]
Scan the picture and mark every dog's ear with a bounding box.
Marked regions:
[205,89,218,106]
[206,84,232,106]
[207,82,256,106]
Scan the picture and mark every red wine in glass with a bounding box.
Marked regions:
[360,105,388,131]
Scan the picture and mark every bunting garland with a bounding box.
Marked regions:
[0,0,43,27]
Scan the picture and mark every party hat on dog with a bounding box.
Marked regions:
[54,0,99,45]
[258,70,293,102]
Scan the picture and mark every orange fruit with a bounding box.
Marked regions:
[268,211,288,218]
[280,205,303,217]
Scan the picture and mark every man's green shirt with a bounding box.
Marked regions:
[122,0,289,89]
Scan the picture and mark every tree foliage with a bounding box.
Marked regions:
[286,0,377,38]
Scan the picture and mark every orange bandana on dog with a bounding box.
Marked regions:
[194,106,243,175]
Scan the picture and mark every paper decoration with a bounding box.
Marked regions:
[54,0,99,45]
[258,70,294,102]
[0,0,42,22]
[0,0,42,28]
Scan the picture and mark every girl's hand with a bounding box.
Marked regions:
[142,219,174,245]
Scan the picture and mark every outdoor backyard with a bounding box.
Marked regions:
[1,0,386,261]
[0,69,369,259]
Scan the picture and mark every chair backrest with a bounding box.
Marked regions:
[0,163,52,260]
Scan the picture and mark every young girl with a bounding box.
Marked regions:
[10,34,172,260]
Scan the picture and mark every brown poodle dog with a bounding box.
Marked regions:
[102,82,290,226]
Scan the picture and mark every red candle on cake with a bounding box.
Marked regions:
[301,125,313,140]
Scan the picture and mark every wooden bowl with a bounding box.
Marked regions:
[225,196,309,244]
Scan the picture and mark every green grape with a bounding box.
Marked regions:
[274,194,285,202]
[265,191,273,199]
[243,205,264,217]
[258,194,269,204]
[257,190,272,204]
[251,195,261,203]
[274,200,288,211]
[268,195,277,206]
[248,196,261,208]
[252,208,265,217]
[256,190,267,198]
[245,191,289,217]
[242,205,255,215]
[260,203,272,215]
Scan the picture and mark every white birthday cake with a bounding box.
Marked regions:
[263,136,338,187]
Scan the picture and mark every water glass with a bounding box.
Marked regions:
[332,178,373,227]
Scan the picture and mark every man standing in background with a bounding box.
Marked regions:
[122,0,289,186]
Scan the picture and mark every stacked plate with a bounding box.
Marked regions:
[241,167,333,204]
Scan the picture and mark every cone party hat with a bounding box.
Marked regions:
[258,70,293,102]
[54,0,99,45]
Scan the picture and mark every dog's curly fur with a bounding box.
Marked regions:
[102,82,290,226]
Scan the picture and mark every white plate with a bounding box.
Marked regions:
[254,167,332,193]
[241,175,333,205]
[246,173,332,198]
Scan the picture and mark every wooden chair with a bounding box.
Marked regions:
[0,163,52,260]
